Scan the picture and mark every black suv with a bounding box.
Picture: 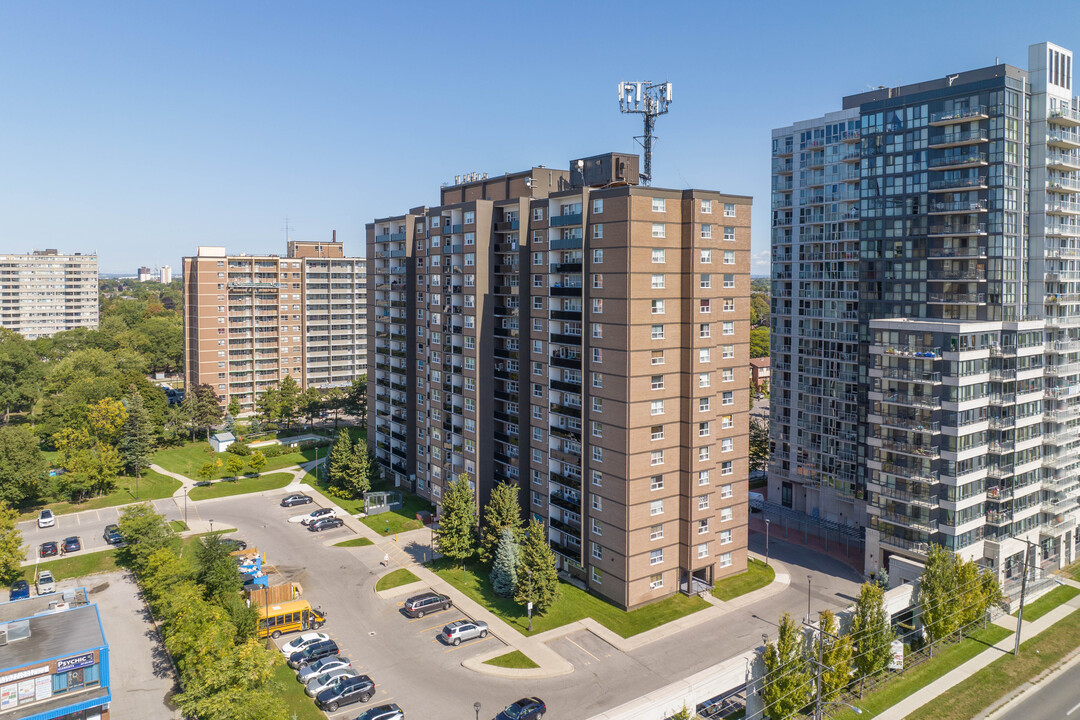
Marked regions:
[315,674,375,713]
[403,592,451,618]
[102,524,123,545]
[288,639,339,669]
[281,494,313,507]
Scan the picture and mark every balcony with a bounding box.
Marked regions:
[929,176,988,193]
[875,437,940,459]
[1046,151,1080,172]
[928,292,986,304]
[549,492,582,513]
[879,392,941,409]
[550,213,583,227]
[927,269,985,281]
[928,223,986,236]
[1048,176,1080,193]
[1048,128,1080,148]
[930,106,988,125]
[1049,106,1080,126]
[927,246,988,259]
[929,200,988,214]
[550,237,583,250]
[928,130,989,148]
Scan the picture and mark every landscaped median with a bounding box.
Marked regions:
[375,568,420,592]
[429,558,709,638]
[23,548,119,581]
[187,472,294,501]
[483,650,539,669]
[712,558,775,602]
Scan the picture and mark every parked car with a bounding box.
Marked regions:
[36,571,56,595]
[497,697,547,720]
[37,509,55,529]
[308,517,344,532]
[315,674,375,713]
[354,704,405,720]
[441,619,489,646]
[305,667,359,697]
[39,541,58,558]
[288,639,339,669]
[280,631,330,657]
[296,655,350,683]
[62,536,81,554]
[403,592,451,618]
[300,508,337,526]
[102,524,123,545]
[219,538,248,552]
[281,494,313,507]
[9,580,29,601]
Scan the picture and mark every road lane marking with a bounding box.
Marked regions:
[566,635,601,662]
[1068,700,1080,716]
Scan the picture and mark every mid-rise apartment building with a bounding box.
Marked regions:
[183,239,366,413]
[771,42,1080,584]
[368,153,752,609]
[0,249,98,339]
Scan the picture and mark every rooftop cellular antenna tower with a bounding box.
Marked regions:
[618,81,673,186]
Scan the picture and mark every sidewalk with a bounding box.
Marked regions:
[870,578,1080,720]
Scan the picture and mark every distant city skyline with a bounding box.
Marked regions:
[1,2,1077,272]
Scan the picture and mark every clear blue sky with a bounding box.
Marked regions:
[1,1,1077,274]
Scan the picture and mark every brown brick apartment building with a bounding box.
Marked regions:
[368,153,751,609]
[183,239,366,412]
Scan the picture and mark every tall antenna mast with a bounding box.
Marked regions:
[618,80,673,186]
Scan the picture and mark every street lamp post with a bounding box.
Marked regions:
[527,570,534,632]
[473,701,481,720]
[209,519,214,535]
[765,519,771,567]
[807,574,813,622]
[183,488,188,525]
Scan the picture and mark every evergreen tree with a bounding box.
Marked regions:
[489,528,520,597]
[343,440,372,497]
[255,388,280,426]
[480,481,524,564]
[120,386,155,479]
[815,609,853,703]
[0,503,23,584]
[277,375,301,429]
[328,431,354,489]
[514,518,560,613]
[761,612,812,720]
[435,472,477,571]
[920,544,960,649]
[851,582,894,694]
[299,386,322,426]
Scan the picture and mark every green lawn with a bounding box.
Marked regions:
[1059,560,1080,583]
[153,440,326,480]
[169,521,188,532]
[22,549,119,582]
[267,659,324,720]
[360,493,435,536]
[18,470,182,520]
[832,624,1013,720]
[430,559,709,638]
[375,568,420,591]
[298,474,367,514]
[333,537,374,548]
[1012,584,1080,621]
[483,650,539,669]
[909,609,1080,720]
[188,473,294,501]
[712,558,775,602]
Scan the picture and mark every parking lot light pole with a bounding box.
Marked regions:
[807,574,812,622]
[527,570,534,632]
[474,701,481,720]
[765,519,770,567]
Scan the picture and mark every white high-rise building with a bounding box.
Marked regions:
[160,265,172,284]
[0,249,98,339]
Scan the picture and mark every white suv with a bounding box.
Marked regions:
[36,571,56,595]
[37,510,55,529]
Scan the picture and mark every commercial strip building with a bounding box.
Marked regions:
[368,152,752,609]
[0,250,98,339]
[0,589,110,720]
[771,41,1080,584]
[182,238,366,414]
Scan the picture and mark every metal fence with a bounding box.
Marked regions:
[757,500,865,556]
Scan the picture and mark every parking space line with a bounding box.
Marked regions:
[442,636,491,653]
[566,635,601,662]
[406,609,450,623]
[418,622,447,633]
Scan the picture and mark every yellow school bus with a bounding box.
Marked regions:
[257,599,327,639]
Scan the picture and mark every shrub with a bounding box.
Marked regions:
[261,446,281,458]
[228,442,251,457]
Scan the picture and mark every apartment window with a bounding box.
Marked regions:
[650,524,664,541]
[698,446,710,461]
[650,475,664,491]
[592,372,603,388]
[701,224,712,239]
[591,495,602,511]
[592,542,602,560]
[592,470,603,486]
[721,507,733,522]
[699,274,712,289]
[532,361,544,376]
[651,248,666,263]
[698,494,710,511]
[464,253,475,266]
[724,226,735,241]
[722,391,734,405]
[593,224,604,239]
[651,273,665,289]
[592,274,603,288]
[592,323,603,338]
[592,347,603,363]
[651,299,665,315]
[533,274,544,287]
[699,373,711,388]
[465,398,475,412]
[651,223,666,238]
[532,449,543,464]
[592,421,603,438]
[700,323,711,339]
[720,529,733,546]
[721,483,733,499]
[592,519,602,536]
[651,375,665,391]
[700,299,712,314]
[700,249,712,264]
[651,450,664,466]
[533,252,544,266]
[651,350,665,365]
[698,543,710,559]
[533,340,544,353]
[698,518,710,535]
[699,348,711,364]
[650,548,664,566]
[721,414,733,429]
[698,421,710,437]
[723,273,735,288]
[592,567,602,584]
[723,298,735,312]
[592,396,603,412]
[699,397,711,412]
[532,427,543,443]
[649,573,664,590]
[722,345,735,359]
[532,406,543,420]
[651,324,665,340]
[651,425,665,441]
[702,199,713,214]
[592,198,604,214]
[652,197,666,212]
[533,207,544,221]
[720,552,732,568]
[533,319,544,332]
[650,399,665,415]
[533,296,544,310]
[593,446,603,462]
[593,298,603,314]
[533,383,543,398]
[721,460,733,475]
[593,248,604,264]
[723,250,735,265]
[462,210,475,225]
[721,438,734,453]
[723,321,734,335]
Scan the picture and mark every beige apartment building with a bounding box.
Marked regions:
[368,153,752,609]
[0,249,98,339]
[183,239,366,413]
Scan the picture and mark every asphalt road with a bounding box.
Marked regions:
[997,655,1080,720]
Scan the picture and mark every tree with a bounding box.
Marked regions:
[198,459,222,483]
[343,439,372,497]
[815,609,853,703]
[0,425,48,506]
[435,472,477,570]
[255,388,280,426]
[248,451,266,475]
[480,481,524,565]
[117,503,181,574]
[489,528,520,597]
[189,384,224,440]
[328,432,354,489]
[196,534,244,603]
[668,705,694,720]
[920,544,960,648]
[120,387,155,479]
[0,328,43,423]
[342,375,367,419]
[0,503,23,584]
[277,375,301,430]
[761,612,812,720]
[850,582,894,693]
[227,398,241,419]
[225,456,244,479]
[54,401,127,499]
[514,517,560,613]
[324,386,345,427]
[750,327,770,358]
[749,418,769,473]
[299,387,322,426]
[751,293,771,328]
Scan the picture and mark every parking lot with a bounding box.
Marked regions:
[20,498,181,564]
